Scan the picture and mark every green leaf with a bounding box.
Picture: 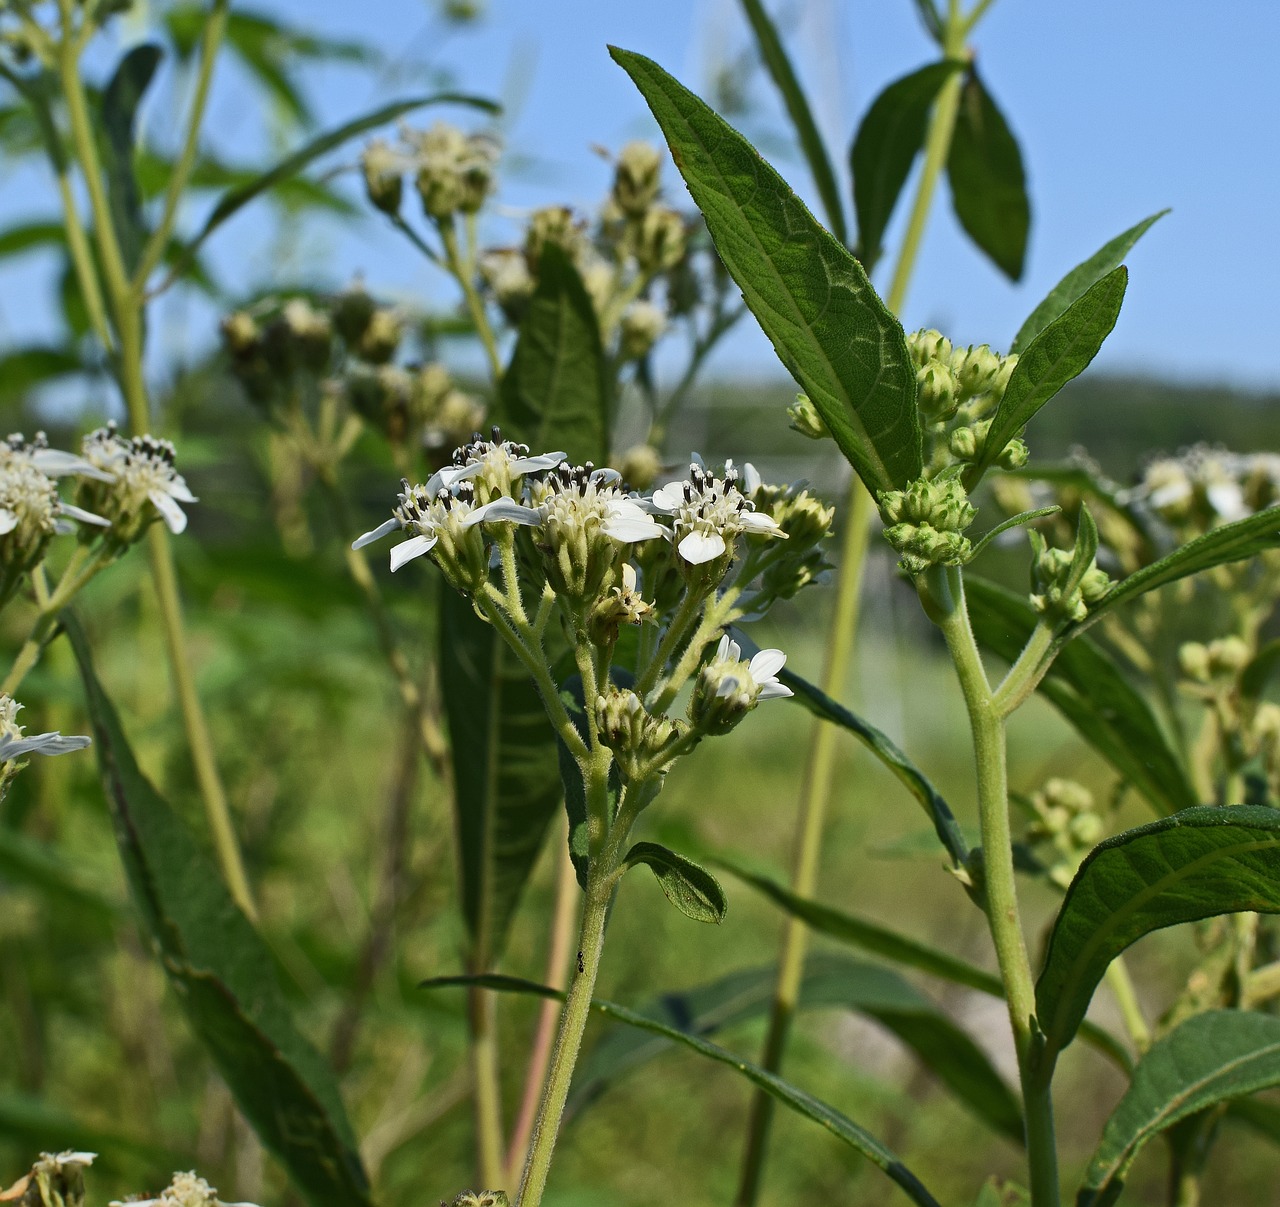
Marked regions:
[719,856,1132,1071]
[622,841,727,923]
[947,67,1029,281]
[494,243,609,460]
[964,268,1127,490]
[1012,210,1168,353]
[66,616,373,1207]
[966,577,1196,816]
[0,220,64,260]
[738,0,847,245]
[422,973,944,1207]
[0,346,83,403]
[1037,805,1280,1061]
[439,588,564,968]
[176,92,496,269]
[1083,508,1280,627]
[1078,1011,1280,1206]
[779,665,968,866]
[100,43,162,273]
[611,46,921,495]
[571,952,1021,1142]
[851,61,962,272]
[968,506,1061,563]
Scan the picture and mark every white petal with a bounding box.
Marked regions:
[677,529,725,564]
[590,467,623,485]
[621,563,637,591]
[352,516,402,549]
[749,648,787,680]
[715,634,732,660]
[743,462,762,494]
[714,673,741,699]
[512,451,567,473]
[466,499,540,526]
[649,484,683,513]
[148,488,187,533]
[0,509,16,534]
[1149,480,1191,509]
[59,502,111,527]
[756,681,794,701]
[53,519,75,535]
[601,515,661,543]
[0,731,92,759]
[389,533,437,571]
[32,448,114,481]
[167,475,198,503]
[425,466,467,495]
[741,511,784,536]
[1208,482,1247,521]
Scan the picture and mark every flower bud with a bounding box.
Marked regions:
[997,437,1029,470]
[907,328,952,369]
[619,300,667,360]
[595,688,679,773]
[878,477,975,532]
[627,206,686,274]
[361,138,404,215]
[347,365,415,442]
[617,443,662,491]
[445,1193,509,1207]
[19,1151,95,1207]
[948,425,978,461]
[1178,641,1212,683]
[479,248,536,323]
[1208,636,1251,676]
[331,284,377,346]
[589,563,655,646]
[787,394,829,441]
[525,206,587,272]
[916,362,961,422]
[357,308,402,365]
[1029,542,1113,625]
[219,310,260,357]
[278,298,333,373]
[612,140,663,217]
[412,122,497,220]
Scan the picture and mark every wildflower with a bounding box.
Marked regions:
[610,140,663,218]
[619,300,667,360]
[109,1169,261,1207]
[10,1151,97,1207]
[1136,446,1248,529]
[435,428,566,503]
[0,453,108,576]
[0,695,91,762]
[77,423,197,540]
[688,635,792,735]
[649,459,784,568]
[411,121,498,219]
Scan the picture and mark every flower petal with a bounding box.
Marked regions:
[466,499,540,526]
[148,488,188,533]
[743,462,762,494]
[167,475,198,503]
[649,484,683,513]
[714,673,741,699]
[59,502,111,527]
[512,451,567,474]
[0,509,17,535]
[741,511,784,536]
[0,731,92,760]
[749,648,787,681]
[32,448,115,481]
[756,681,794,701]
[677,529,725,564]
[390,533,437,571]
[352,515,402,550]
[425,465,468,495]
[601,514,662,543]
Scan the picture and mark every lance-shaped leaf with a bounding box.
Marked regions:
[622,841,727,923]
[965,577,1197,816]
[173,92,497,273]
[1012,210,1169,353]
[101,43,162,272]
[611,46,921,495]
[1081,506,1280,627]
[494,243,610,455]
[964,268,1127,489]
[1078,1010,1280,1207]
[947,66,1029,281]
[720,857,1132,1072]
[440,589,564,968]
[422,973,944,1207]
[571,953,1021,1142]
[738,0,847,245]
[780,664,967,865]
[66,617,373,1207]
[852,60,963,272]
[1037,805,1280,1061]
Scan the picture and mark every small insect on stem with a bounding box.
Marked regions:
[577,950,585,974]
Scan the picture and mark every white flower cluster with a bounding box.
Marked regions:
[77,422,198,539]
[109,1169,260,1207]
[1134,444,1280,530]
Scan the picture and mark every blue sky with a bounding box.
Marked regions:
[4,0,1280,391]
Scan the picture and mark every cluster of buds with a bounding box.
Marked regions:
[787,394,830,442]
[361,121,498,223]
[1023,778,1107,887]
[1028,529,1112,624]
[443,1194,509,1207]
[907,330,1022,474]
[108,1170,261,1207]
[1178,636,1251,687]
[1133,445,1280,538]
[878,476,976,574]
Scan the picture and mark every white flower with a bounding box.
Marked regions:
[80,423,197,536]
[649,458,784,565]
[109,1169,261,1207]
[1,431,115,483]
[0,694,91,761]
[707,635,794,703]
[354,479,495,585]
[431,428,565,502]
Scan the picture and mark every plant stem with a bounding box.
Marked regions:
[733,481,873,1206]
[469,980,507,1189]
[505,838,578,1185]
[1104,957,1150,1052]
[937,567,1058,1206]
[440,219,502,380]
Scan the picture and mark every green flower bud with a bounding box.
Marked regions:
[612,140,663,217]
[1178,641,1212,683]
[347,365,415,441]
[412,122,497,219]
[1030,542,1113,625]
[588,563,655,647]
[617,443,662,491]
[595,686,681,776]
[1208,636,1251,677]
[627,206,686,274]
[357,308,402,365]
[997,437,1029,470]
[273,298,333,374]
[219,310,260,357]
[786,394,829,441]
[907,328,952,369]
[479,248,536,323]
[525,206,587,272]
[948,425,978,461]
[950,343,1001,398]
[619,300,667,360]
[361,138,404,215]
[331,284,377,346]
[882,522,972,574]
[878,476,975,533]
[916,362,961,422]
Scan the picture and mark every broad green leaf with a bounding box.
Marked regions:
[0,346,82,403]
[1012,211,1169,353]
[66,617,373,1207]
[611,46,922,495]
[779,665,968,866]
[439,588,564,968]
[947,67,1029,281]
[851,61,962,272]
[622,841,727,923]
[719,857,1132,1071]
[1078,1011,1280,1206]
[964,268,1127,489]
[966,578,1197,816]
[738,0,847,245]
[1037,805,1280,1060]
[571,953,1021,1142]
[1082,507,1280,627]
[493,243,609,457]
[100,43,162,272]
[422,973,944,1207]
[177,92,496,268]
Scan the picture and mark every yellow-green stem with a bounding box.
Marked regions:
[1105,957,1150,1052]
[469,983,506,1189]
[440,220,502,380]
[733,481,873,1206]
[53,164,114,350]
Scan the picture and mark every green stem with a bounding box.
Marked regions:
[937,567,1058,1207]
[647,588,740,716]
[635,585,706,701]
[733,481,873,1206]
[53,163,115,350]
[1104,957,1150,1052]
[133,0,229,290]
[993,620,1056,717]
[440,219,502,380]
[468,982,506,1189]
